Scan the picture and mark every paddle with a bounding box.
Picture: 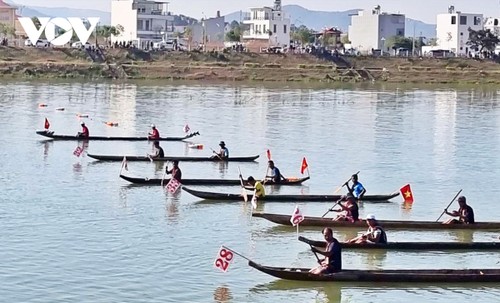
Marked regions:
[435,189,463,222]
[161,161,170,187]
[321,198,343,218]
[210,147,224,161]
[333,171,360,194]
[238,166,248,203]
[310,245,322,264]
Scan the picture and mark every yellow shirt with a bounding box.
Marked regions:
[254,181,266,198]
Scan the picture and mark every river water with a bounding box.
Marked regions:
[0,81,499,303]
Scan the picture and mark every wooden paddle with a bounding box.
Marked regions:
[309,244,322,264]
[435,189,463,222]
[333,171,360,194]
[321,199,343,218]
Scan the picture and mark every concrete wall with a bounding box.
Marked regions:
[437,12,483,55]
[111,0,138,43]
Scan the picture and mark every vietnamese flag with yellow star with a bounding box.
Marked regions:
[400,184,414,203]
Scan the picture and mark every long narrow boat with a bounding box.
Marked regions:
[182,187,399,202]
[298,236,500,250]
[252,212,500,230]
[120,174,310,186]
[36,130,200,141]
[248,261,500,282]
[88,154,259,162]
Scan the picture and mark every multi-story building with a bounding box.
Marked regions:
[0,0,25,39]
[348,5,405,54]
[241,0,291,51]
[111,0,174,49]
[484,17,500,36]
[188,11,225,50]
[436,6,483,55]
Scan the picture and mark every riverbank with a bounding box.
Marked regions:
[0,46,499,84]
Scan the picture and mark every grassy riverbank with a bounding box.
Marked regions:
[0,46,499,84]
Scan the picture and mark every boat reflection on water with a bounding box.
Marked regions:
[213,285,233,303]
[164,193,180,222]
[251,280,341,303]
[41,141,53,160]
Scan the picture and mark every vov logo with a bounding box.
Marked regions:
[19,17,100,46]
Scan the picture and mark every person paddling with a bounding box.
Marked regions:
[443,196,475,224]
[77,122,89,138]
[309,227,342,274]
[148,124,160,140]
[149,141,164,158]
[347,214,387,244]
[332,194,359,222]
[345,174,366,199]
[265,160,285,183]
[211,141,229,160]
[166,160,182,181]
[245,176,265,198]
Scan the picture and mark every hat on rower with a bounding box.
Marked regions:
[81,122,85,126]
[151,124,156,128]
[366,214,376,220]
[219,141,226,146]
[458,196,466,203]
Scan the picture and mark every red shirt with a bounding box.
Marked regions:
[149,128,160,139]
[81,125,89,137]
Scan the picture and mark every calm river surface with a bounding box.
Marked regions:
[0,81,499,302]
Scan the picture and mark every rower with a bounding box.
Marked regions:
[245,176,265,198]
[77,122,89,138]
[149,124,160,140]
[332,194,359,222]
[345,174,366,199]
[149,141,164,158]
[309,227,342,274]
[265,160,285,183]
[166,160,182,181]
[443,196,475,224]
[212,141,229,159]
[347,214,387,244]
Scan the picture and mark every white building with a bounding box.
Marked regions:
[189,12,225,49]
[436,6,483,56]
[348,5,405,54]
[484,17,500,36]
[111,0,174,49]
[242,0,291,50]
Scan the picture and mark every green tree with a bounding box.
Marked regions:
[467,28,500,53]
[385,35,413,50]
[225,22,241,42]
[95,25,124,44]
[0,23,15,38]
[341,35,350,45]
[292,25,314,45]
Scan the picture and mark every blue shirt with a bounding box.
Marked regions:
[220,147,229,158]
[270,167,282,182]
[353,182,365,198]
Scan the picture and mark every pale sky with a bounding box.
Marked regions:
[10,0,500,24]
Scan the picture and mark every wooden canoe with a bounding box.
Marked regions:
[88,154,259,162]
[252,212,500,230]
[120,174,310,186]
[182,187,398,202]
[298,236,500,250]
[248,261,500,282]
[36,130,200,141]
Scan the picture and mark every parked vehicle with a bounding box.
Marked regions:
[71,42,91,50]
[25,39,49,47]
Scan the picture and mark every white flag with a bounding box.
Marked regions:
[214,246,234,272]
[290,205,304,226]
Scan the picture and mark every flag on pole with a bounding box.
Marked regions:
[400,184,414,203]
[290,205,304,226]
[121,156,128,171]
[214,246,234,272]
[44,118,50,130]
[300,157,309,174]
[183,124,190,133]
[166,178,182,194]
[73,146,84,157]
[266,149,271,160]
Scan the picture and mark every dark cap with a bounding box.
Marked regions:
[219,141,226,146]
[458,196,466,203]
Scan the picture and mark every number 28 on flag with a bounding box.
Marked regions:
[214,246,234,272]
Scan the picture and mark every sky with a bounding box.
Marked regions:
[9,0,500,24]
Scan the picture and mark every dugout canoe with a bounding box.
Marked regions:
[298,236,500,250]
[248,261,500,282]
[88,154,259,162]
[120,174,310,186]
[36,130,200,141]
[252,213,500,230]
[182,187,398,202]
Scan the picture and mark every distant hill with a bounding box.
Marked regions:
[225,4,437,38]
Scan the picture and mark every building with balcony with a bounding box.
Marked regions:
[436,6,483,56]
[111,0,174,49]
[241,0,291,51]
[348,5,405,54]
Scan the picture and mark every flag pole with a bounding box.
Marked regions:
[296,223,299,239]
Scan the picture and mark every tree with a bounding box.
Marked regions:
[467,28,500,53]
[184,27,193,50]
[427,38,438,46]
[341,34,350,45]
[292,25,314,45]
[96,25,123,44]
[225,22,241,42]
[0,23,15,38]
[385,35,413,50]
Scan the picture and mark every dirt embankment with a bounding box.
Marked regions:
[0,46,499,84]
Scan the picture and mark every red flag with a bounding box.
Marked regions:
[266,149,271,160]
[44,118,50,130]
[166,178,182,193]
[73,146,84,157]
[400,184,414,203]
[290,205,304,226]
[300,157,308,174]
[214,246,234,272]
[183,124,190,133]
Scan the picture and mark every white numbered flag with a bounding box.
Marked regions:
[290,205,304,226]
[214,246,234,272]
[166,178,182,193]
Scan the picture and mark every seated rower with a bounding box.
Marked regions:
[347,214,387,244]
[148,124,160,140]
[443,196,475,224]
[211,141,229,160]
[245,176,265,198]
[165,160,182,181]
[265,160,285,183]
[332,194,359,222]
[77,122,89,138]
[345,174,366,199]
[149,141,164,158]
[309,227,342,274]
